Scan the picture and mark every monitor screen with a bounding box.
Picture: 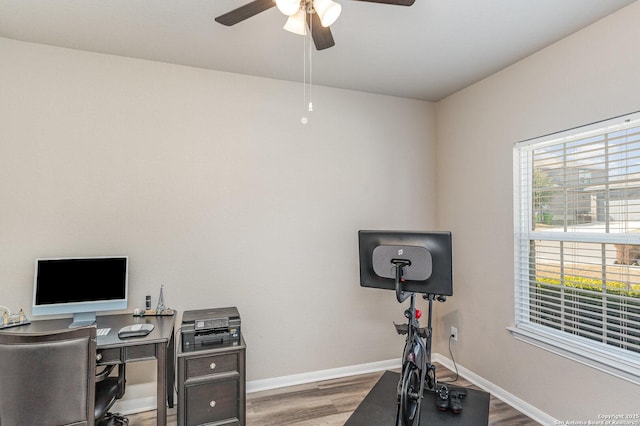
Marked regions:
[32,256,128,327]
[358,230,453,296]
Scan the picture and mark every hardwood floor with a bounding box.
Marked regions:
[126,363,540,425]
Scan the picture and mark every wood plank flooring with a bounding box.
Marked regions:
[126,363,540,425]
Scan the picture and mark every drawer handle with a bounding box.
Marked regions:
[209,362,216,370]
[209,400,216,408]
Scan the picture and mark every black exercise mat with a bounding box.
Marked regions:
[345,370,489,426]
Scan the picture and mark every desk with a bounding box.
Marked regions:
[8,313,175,426]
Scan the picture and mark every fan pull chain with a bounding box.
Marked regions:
[301,3,313,124]
[308,8,313,113]
[302,10,307,124]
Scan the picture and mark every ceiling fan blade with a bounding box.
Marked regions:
[351,0,415,5]
[215,0,276,26]
[306,11,335,50]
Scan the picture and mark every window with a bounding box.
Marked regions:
[512,111,640,384]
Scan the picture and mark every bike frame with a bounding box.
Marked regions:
[394,262,438,426]
[400,293,427,380]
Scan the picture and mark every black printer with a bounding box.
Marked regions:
[181,306,241,352]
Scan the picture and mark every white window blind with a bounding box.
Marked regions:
[512,112,640,383]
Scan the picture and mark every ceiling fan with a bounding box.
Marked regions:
[214,0,415,50]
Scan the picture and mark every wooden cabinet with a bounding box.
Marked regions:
[177,336,246,426]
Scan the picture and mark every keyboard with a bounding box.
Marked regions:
[97,328,110,336]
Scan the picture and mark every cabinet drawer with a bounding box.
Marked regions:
[185,353,238,379]
[125,343,156,361]
[97,344,157,364]
[185,377,239,426]
[97,348,122,364]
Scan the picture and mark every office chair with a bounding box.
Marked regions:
[0,326,125,426]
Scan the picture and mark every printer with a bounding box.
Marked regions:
[181,306,241,352]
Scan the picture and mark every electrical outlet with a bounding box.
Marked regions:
[451,326,458,342]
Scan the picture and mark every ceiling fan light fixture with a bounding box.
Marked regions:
[283,9,307,35]
[313,0,341,27]
[276,0,302,16]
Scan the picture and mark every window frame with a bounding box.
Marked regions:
[511,111,640,385]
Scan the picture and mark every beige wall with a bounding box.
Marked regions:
[2,0,640,419]
[434,1,640,421]
[0,37,436,384]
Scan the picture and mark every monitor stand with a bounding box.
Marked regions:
[69,312,97,328]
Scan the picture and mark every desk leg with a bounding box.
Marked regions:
[157,341,167,426]
[167,331,175,408]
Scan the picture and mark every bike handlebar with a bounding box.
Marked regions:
[394,260,411,303]
[392,261,448,304]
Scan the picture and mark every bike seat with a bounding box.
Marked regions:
[394,323,429,338]
[394,322,408,335]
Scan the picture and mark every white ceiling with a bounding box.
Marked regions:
[0,0,636,101]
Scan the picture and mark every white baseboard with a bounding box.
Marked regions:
[112,354,557,425]
[111,382,174,416]
[433,353,557,425]
[246,358,402,393]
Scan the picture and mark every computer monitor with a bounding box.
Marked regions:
[32,256,129,327]
[358,230,453,296]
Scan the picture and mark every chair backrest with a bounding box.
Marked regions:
[0,326,97,426]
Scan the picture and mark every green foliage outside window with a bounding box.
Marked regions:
[537,276,640,298]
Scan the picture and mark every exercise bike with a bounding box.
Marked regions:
[392,259,445,426]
